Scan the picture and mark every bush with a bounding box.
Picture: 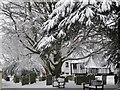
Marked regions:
[5,77,10,81]
[39,76,42,81]
[102,74,107,85]
[75,75,86,85]
[68,75,74,81]
[21,75,29,85]
[89,75,95,81]
[39,76,46,81]
[29,72,37,84]
[76,75,81,85]
[46,75,52,85]
[85,75,89,83]
[13,75,20,83]
[65,76,68,82]
[42,76,46,81]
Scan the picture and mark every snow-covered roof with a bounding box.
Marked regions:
[85,56,102,68]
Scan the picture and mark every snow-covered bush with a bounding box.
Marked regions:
[29,72,37,84]
[13,75,20,83]
[21,75,29,85]
[46,75,52,85]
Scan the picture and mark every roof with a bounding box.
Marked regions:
[70,56,108,69]
[85,56,100,68]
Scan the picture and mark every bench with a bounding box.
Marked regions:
[83,80,104,90]
[52,76,65,88]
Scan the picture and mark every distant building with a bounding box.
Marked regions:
[62,56,110,75]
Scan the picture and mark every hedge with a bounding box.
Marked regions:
[29,72,37,84]
[21,75,29,85]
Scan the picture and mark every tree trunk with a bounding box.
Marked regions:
[52,61,63,77]
[52,41,63,77]
[117,5,120,88]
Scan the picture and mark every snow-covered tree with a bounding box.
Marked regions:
[1,0,120,81]
[102,2,120,87]
[3,55,46,76]
[37,0,119,76]
[1,1,56,75]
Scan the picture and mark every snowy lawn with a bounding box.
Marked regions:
[2,79,84,88]
[2,79,53,88]
[2,75,116,88]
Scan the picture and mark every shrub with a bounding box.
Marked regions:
[75,75,81,85]
[5,77,10,81]
[39,76,46,81]
[65,76,68,82]
[85,75,89,83]
[13,75,20,83]
[89,75,95,82]
[21,75,29,85]
[46,75,52,85]
[67,75,74,81]
[102,74,107,85]
[42,76,46,81]
[39,76,42,81]
[29,72,37,84]
[75,75,86,85]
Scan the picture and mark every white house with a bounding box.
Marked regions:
[62,59,87,75]
[62,56,110,75]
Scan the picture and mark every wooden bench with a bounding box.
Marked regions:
[83,80,104,90]
[52,76,65,88]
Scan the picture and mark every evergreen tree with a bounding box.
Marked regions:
[37,0,120,76]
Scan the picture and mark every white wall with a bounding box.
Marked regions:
[61,61,71,75]
[71,63,86,74]
[62,61,86,75]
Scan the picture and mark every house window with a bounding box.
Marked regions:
[66,62,69,67]
[73,63,77,69]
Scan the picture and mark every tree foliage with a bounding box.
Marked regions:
[1,1,56,75]
[37,0,120,75]
[1,0,120,76]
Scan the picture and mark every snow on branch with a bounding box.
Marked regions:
[63,45,106,62]
[37,35,56,50]
[42,0,120,34]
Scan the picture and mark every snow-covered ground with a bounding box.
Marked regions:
[2,75,116,88]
